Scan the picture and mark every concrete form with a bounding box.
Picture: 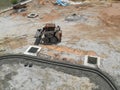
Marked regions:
[84,55,100,68]
[24,45,41,56]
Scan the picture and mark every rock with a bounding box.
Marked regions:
[0,48,6,52]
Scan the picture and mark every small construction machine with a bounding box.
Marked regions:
[34,23,62,45]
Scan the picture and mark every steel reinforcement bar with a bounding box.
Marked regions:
[0,54,118,90]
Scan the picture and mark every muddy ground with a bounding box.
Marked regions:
[0,0,120,87]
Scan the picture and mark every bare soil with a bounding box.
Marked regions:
[0,0,120,87]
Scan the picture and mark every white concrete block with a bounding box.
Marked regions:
[84,55,100,68]
[24,45,41,56]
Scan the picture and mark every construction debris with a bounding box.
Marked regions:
[65,12,101,26]
[13,4,27,9]
[27,13,38,18]
[56,0,83,6]
[65,13,80,21]
[56,0,69,6]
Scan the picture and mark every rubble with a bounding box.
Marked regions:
[65,12,101,26]
[27,13,38,18]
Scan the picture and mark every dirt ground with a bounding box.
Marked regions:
[0,0,120,87]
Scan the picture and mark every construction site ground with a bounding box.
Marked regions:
[0,0,120,88]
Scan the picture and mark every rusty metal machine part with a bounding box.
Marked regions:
[34,23,62,45]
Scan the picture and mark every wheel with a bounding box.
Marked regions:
[55,30,62,42]
[50,37,58,44]
[43,37,50,44]
[34,38,40,45]
[34,29,42,38]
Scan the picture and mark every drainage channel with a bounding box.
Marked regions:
[0,54,118,90]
